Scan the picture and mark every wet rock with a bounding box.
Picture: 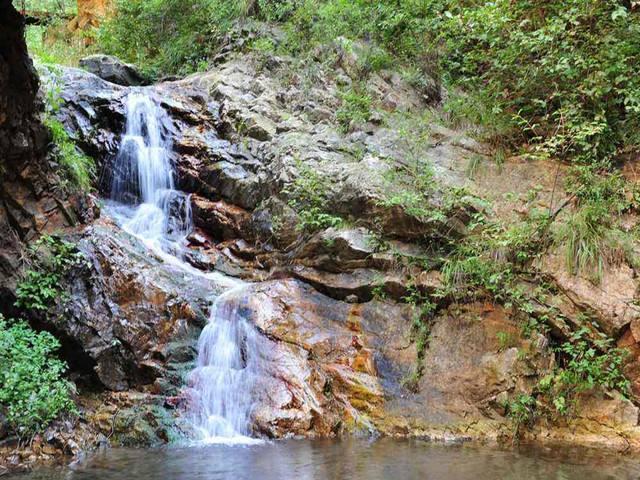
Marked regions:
[206,278,415,437]
[79,55,148,86]
[191,196,251,241]
[38,220,219,391]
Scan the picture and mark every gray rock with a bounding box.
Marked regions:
[79,54,148,86]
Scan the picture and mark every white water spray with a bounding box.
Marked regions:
[187,287,265,444]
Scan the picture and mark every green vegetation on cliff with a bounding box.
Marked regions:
[42,74,96,192]
[95,0,639,167]
[16,235,87,313]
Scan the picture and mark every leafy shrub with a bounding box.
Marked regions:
[97,0,249,76]
[506,393,537,432]
[430,0,640,164]
[508,327,630,431]
[283,161,343,232]
[540,329,630,415]
[335,86,372,132]
[0,314,76,440]
[15,235,86,312]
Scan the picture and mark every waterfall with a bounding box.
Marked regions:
[108,93,192,255]
[187,286,265,444]
[107,92,262,445]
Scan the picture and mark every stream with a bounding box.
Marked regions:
[12,438,640,480]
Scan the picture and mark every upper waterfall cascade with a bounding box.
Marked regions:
[109,93,192,252]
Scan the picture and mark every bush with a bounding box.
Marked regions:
[283,161,343,232]
[538,328,630,416]
[0,315,76,440]
[97,0,249,77]
[429,0,640,164]
[335,86,372,132]
[508,327,630,430]
[15,235,87,312]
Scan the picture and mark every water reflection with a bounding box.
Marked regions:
[15,438,640,480]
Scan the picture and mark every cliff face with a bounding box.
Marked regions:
[3,7,640,469]
[0,0,93,308]
[0,0,48,304]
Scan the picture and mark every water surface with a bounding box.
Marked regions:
[15,438,640,480]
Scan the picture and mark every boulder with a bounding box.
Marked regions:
[79,55,147,86]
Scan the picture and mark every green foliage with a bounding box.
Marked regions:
[398,284,437,392]
[25,24,92,67]
[284,161,343,233]
[379,160,438,223]
[336,85,372,132]
[442,210,551,299]
[44,116,96,192]
[256,0,300,21]
[430,0,640,164]
[507,328,630,432]
[539,328,630,417]
[15,235,86,313]
[97,0,249,77]
[506,393,537,432]
[93,0,639,166]
[41,76,95,191]
[0,314,76,440]
[22,0,76,14]
[556,166,635,283]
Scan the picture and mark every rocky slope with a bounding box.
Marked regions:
[3,11,640,473]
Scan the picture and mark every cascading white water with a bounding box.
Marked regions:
[107,92,262,445]
[109,93,192,255]
[187,287,264,444]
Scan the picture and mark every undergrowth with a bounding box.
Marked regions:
[15,235,87,313]
[506,328,630,437]
[283,161,344,233]
[0,314,76,442]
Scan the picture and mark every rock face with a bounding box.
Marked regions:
[38,46,640,452]
[220,279,414,437]
[79,55,148,86]
[3,16,640,467]
[0,1,90,306]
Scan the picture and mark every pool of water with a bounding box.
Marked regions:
[12,438,640,480]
